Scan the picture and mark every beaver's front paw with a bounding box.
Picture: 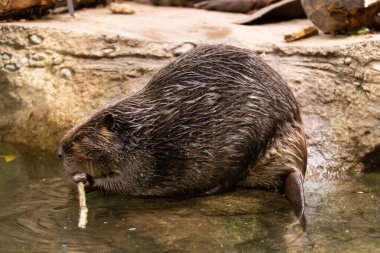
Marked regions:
[73,173,93,192]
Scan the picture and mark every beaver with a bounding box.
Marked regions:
[57,44,307,229]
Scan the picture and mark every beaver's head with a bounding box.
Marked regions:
[57,110,128,178]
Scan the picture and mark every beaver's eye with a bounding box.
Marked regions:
[73,135,82,143]
[105,113,117,131]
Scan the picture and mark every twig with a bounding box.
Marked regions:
[77,182,88,229]
[284,26,319,42]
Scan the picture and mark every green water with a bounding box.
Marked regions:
[0,142,379,252]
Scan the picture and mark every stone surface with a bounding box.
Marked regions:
[0,3,379,175]
[260,42,380,175]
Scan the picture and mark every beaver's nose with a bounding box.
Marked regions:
[56,147,64,160]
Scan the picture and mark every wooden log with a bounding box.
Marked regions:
[301,0,380,33]
[0,0,103,20]
[284,25,318,42]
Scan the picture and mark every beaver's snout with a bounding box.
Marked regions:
[56,146,64,160]
[56,143,77,174]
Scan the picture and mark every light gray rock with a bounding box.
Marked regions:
[172,42,196,56]
[59,67,73,80]
[28,34,43,45]
[4,63,17,71]
[51,55,63,66]
[2,53,11,61]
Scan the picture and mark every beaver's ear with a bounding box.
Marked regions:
[104,113,116,131]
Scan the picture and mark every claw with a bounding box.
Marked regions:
[73,173,92,190]
[73,172,87,183]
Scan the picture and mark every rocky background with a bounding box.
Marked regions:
[0,8,379,175]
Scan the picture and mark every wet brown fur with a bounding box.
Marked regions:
[58,44,307,199]
[239,119,307,189]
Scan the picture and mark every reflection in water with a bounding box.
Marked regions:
[0,142,379,252]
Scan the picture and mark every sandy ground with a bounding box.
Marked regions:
[4,2,380,48]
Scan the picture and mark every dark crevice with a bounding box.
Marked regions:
[362,144,380,172]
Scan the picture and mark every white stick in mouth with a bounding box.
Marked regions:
[77,182,88,229]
